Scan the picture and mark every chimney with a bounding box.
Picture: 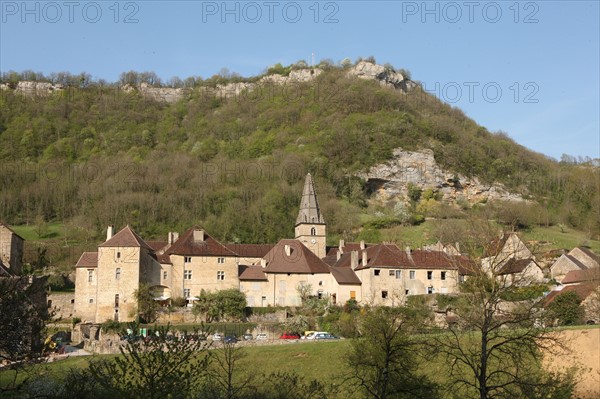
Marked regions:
[455,242,460,254]
[360,240,365,250]
[168,232,173,245]
[405,246,412,260]
[351,250,358,270]
[193,229,204,242]
[106,225,114,241]
[173,232,179,242]
[260,258,267,268]
[339,239,345,253]
[336,251,341,261]
[362,250,368,267]
[284,244,291,257]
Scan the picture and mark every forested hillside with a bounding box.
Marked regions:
[1,62,598,245]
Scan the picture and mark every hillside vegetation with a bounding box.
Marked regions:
[1,62,598,249]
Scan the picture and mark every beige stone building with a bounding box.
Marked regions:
[0,222,24,276]
[550,247,600,282]
[74,173,488,322]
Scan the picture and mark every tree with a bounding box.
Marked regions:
[432,220,575,399]
[193,289,247,322]
[134,283,160,323]
[546,291,584,326]
[345,307,439,399]
[0,276,49,394]
[204,341,251,399]
[87,323,210,399]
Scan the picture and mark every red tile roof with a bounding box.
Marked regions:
[99,226,153,250]
[165,227,237,257]
[147,241,169,252]
[156,254,172,264]
[262,239,331,274]
[562,268,600,284]
[238,265,268,281]
[225,244,275,258]
[334,244,465,271]
[326,243,371,258]
[76,252,98,268]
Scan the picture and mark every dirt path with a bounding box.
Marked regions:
[544,328,600,399]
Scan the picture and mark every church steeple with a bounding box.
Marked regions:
[295,173,326,258]
[296,173,325,226]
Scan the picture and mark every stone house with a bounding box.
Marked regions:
[550,247,600,282]
[0,222,24,275]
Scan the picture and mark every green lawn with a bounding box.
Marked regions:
[10,223,67,241]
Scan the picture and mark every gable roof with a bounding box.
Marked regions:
[335,244,463,271]
[329,266,361,285]
[225,244,275,258]
[0,222,24,241]
[483,233,511,257]
[498,258,536,275]
[562,268,600,284]
[238,265,268,281]
[156,254,172,264]
[563,254,589,270]
[76,252,98,268]
[146,240,169,252]
[570,247,600,265]
[262,239,331,274]
[99,226,152,250]
[165,227,237,257]
[326,243,372,258]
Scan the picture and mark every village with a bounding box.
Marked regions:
[2,173,598,341]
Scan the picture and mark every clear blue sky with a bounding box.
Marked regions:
[1,0,599,160]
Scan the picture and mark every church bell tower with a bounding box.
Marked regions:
[295,173,326,258]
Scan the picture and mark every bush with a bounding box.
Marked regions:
[171,297,187,307]
[546,291,585,326]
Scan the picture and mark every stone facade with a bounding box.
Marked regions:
[0,223,24,275]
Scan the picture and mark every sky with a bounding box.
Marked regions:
[1,0,599,160]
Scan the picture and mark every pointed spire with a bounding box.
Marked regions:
[296,173,325,225]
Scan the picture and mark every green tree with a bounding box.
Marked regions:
[546,291,584,326]
[87,323,210,399]
[345,307,439,399]
[134,283,160,323]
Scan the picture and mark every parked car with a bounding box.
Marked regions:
[212,333,223,341]
[279,332,301,339]
[256,333,268,340]
[301,331,316,339]
[242,333,253,340]
[224,335,238,344]
[314,333,339,340]
[305,331,327,340]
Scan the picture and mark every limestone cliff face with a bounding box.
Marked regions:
[5,62,416,103]
[358,148,525,205]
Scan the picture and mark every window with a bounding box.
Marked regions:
[459,275,465,283]
[427,271,433,280]
[310,227,316,236]
[427,286,434,294]
[405,289,409,295]
[184,270,192,280]
[374,269,380,276]
[116,251,121,259]
[114,294,119,308]
[217,257,225,264]
[217,271,225,280]
[163,271,168,280]
[89,298,94,304]
[389,270,395,276]
[409,270,415,280]
[184,256,192,263]
[350,291,356,300]
[318,281,323,286]
[395,270,402,279]
[183,288,190,298]
[441,271,446,280]
[70,299,75,304]
[382,290,388,299]
[115,268,121,280]
[47,300,52,308]
[88,269,93,282]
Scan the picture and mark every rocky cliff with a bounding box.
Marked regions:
[358,148,525,205]
[2,62,416,103]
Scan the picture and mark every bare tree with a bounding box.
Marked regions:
[432,219,575,399]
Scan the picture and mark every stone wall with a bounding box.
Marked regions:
[47,291,75,321]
